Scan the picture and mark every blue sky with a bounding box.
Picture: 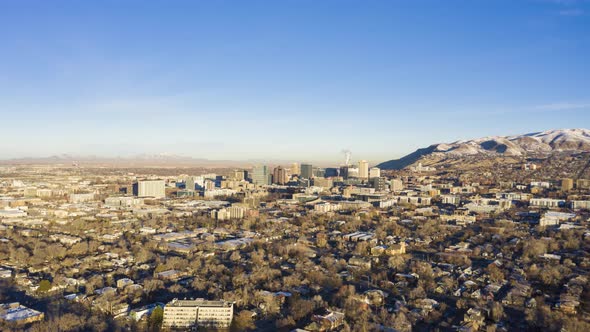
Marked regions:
[0,0,589,163]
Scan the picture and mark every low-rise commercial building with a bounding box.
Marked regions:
[162,298,233,329]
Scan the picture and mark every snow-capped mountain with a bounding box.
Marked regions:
[378,129,590,170]
[432,129,590,157]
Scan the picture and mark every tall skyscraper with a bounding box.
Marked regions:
[369,167,381,179]
[358,160,369,179]
[272,166,288,184]
[251,166,271,185]
[185,177,195,190]
[339,165,350,179]
[313,168,326,178]
[136,180,166,198]
[300,163,313,179]
[324,168,339,178]
[291,163,300,176]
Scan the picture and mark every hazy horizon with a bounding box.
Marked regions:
[2,127,589,166]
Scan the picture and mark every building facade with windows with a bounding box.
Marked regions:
[162,298,233,329]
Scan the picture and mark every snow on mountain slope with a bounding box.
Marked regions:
[378,129,590,170]
[433,129,590,157]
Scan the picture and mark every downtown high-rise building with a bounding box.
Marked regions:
[135,180,166,198]
[272,166,288,185]
[358,160,369,179]
[185,176,195,190]
[300,163,313,179]
[369,167,381,179]
[339,165,350,179]
[251,166,271,186]
[291,163,300,176]
[232,169,247,181]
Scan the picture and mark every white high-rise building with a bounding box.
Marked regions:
[162,299,233,329]
[358,160,369,179]
[137,180,165,198]
[291,163,300,176]
[369,167,381,178]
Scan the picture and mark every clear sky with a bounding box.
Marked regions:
[1,0,589,164]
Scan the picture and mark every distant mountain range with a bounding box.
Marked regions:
[377,128,590,170]
[0,153,302,168]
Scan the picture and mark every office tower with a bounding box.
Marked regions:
[300,163,313,179]
[313,177,333,188]
[339,165,350,179]
[369,167,381,179]
[215,175,224,187]
[347,167,359,178]
[313,168,326,178]
[204,179,216,191]
[137,180,165,198]
[232,169,246,181]
[291,163,300,176]
[272,166,288,185]
[371,177,387,191]
[252,165,271,185]
[324,168,339,178]
[358,160,369,179]
[185,177,195,191]
[561,178,574,191]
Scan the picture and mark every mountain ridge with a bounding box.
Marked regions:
[377,128,590,170]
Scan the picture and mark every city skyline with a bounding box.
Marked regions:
[2,1,590,330]
[1,1,589,161]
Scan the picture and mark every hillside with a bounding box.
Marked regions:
[378,128,590,170]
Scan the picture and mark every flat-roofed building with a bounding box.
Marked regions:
[572,200,590,210]
[185,176,195,191]
[300,164,313,179]
[272,166,288,185]
[105,196,143,207]
[232,169,247,181]
[530,198,565,208]
[162,298,233,329]
[251,166,271,186]
[69,193,95,203]
[576,179,590,189]
[0,302,44,324]
[136,180,165,198]
[291,163,300,176]
[358,160,369,179]
[539,211,576,227]
[561,178,574,192]
[390,179,404,192]
[369,167,381,178]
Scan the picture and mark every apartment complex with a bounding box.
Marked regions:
[135,180,166,198]
[273,166,288,185]
[162,298,233,329]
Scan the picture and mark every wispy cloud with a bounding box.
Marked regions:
[544,0,587,5]
[558,8,585,15]
[532,102,590,111]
